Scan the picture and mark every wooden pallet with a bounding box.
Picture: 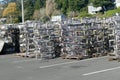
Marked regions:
[61,54,67,59]
[108,57,117,61]
[65,55,83,60]
[108,53,118,61]
[14,53,36,58]
[108,53,116,56]
[92,53,99,57]
[14,53,26,57]
[92,53,107,58]
[26,54,36,58]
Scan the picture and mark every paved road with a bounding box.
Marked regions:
[0,55,120,80]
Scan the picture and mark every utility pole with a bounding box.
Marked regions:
[21,0,24,24]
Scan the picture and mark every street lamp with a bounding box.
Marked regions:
[21,0,24,24]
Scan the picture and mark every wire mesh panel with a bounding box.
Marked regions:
[1,15,120,59]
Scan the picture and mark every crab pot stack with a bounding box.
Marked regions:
[1,16,120,59]
[106,22,115,53]
[38,23,55,58]
[32,22,41,58]
[25,21,36,56]
[17,24,27,53]
[83,22,103,58]
[61,23,86,59]
[0,24,20,54]
[0,25,13,54]
[116,20,120,54]
[52,23,62,57]
[82,20,116,57]
[113,16,120,58]
[10,26,20,53]
[0,25,7,39]
[61,18,117,59]
[38,23,62,59]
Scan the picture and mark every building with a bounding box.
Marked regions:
[88,3,102,14]
[51,15,66,22]
[115,0,120,8]
[0,18,6,23]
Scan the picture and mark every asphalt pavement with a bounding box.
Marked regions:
[0,55,120,80]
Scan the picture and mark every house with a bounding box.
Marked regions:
[51,15,66,22]
[88,3,102,14]
[115,0,120,8]
[0,18,6,23]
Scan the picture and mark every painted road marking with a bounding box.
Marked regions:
[0,56,6,59]
[13,59,42,63]
[83,66,120,76]
[16,66,24,69]
[39,56,107,69]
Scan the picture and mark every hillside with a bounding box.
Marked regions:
[0,0,117,23]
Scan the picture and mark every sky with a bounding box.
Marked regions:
[0,0,3,2]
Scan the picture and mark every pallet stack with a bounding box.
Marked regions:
[83,22,101,58]
[38,23,55,59]
[61,18,116,59]
[25,21,36,57]
[61,22,85,59]
[38,22,62,59]
[0,24,20,54]
[52,23,62,57]
[17,24,27,53]
[1,15,120,60]
[108,16,120,61]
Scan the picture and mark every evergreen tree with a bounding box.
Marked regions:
[93,0,114,10]
[34,0,40,10]
[24,0,35,20]
[1,0,116,22]
[55,0,88,15]
[34,0,45,10]
[61,0,68,15]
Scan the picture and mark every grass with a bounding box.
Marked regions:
[78,7,120,18]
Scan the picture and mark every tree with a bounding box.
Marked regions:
[34,0,45,10]
[68,0,88,11]
[2,2,19,23]
[33,8,46,20]
[33,10,40,20]
[0,4,4,18]
[46,0,56,18]
[1,0,19,5]
[55,0,62,10]
[24,0,35,20]
[93,0,114,10]
[34,0,41,10]
[2,3,16,16]
[61,0,68,15]
[55,0,88,15]
[52,10,61,15]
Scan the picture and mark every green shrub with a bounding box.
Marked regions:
[102,8,120,18]
[78,11,93,18]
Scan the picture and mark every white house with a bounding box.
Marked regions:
[51,15,66,22]
[115,0,120,8]
[88,3,102,14]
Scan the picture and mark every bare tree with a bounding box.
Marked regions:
[46,0,56,18]
[33,8,46,20]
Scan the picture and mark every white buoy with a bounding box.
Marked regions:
[0,39,4,53]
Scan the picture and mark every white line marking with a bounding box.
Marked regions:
[13,59,42,63]
[16,66,24,69]
[83,66,120,76]
[39,56,107,69]
[0,56,6,59]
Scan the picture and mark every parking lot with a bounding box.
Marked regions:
[0,55,120,80]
